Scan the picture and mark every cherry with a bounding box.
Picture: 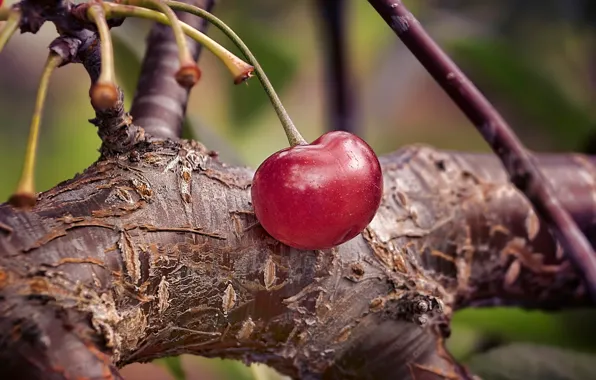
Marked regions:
[251,131,383,250]
[172,16,384,248]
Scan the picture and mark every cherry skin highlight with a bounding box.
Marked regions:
[251,131,383,250]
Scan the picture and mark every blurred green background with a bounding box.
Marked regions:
[2,0,596,379]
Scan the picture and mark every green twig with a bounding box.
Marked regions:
[161,1,307,146]
[87,4,116,86]
[9,53,63,208]
[102,3,253,85]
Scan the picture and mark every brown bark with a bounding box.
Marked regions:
[0,140,592,379]
[2,1,595,378]
[367,0,596,301]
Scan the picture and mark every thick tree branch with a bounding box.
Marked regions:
[129,0,214,139]
[3,1,596,379]
[0,141,593,379]
[317,0,356,133]
[367,0,596,302]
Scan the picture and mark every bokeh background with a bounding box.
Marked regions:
[2,1,596,379]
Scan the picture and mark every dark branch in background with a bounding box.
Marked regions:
[317,0,356,133]
[582,46,596,154]
[129,0,214,139]
[367,0,596,302]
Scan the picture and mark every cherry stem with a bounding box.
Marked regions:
[11,52,63,206]
[0,8,20,53]
[132,0,194,68]
[163,1,307,146]
[102,3,254,87]
[87,4,117,88]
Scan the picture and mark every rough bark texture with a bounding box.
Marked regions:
[368,0,596,301]
[0,140,592,379]
[2,2,595,378]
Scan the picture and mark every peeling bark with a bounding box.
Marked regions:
[0,140,593,379]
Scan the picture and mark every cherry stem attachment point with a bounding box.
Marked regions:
[0,8,21,53]
[9,52,63,208]
[87,4,119,109]
[163,1,307,146]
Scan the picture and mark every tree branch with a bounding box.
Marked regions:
[0,140,593,379]
[129,0,214,139]
[367,0,596,302]
[76,31,146,154]
[3,1,596,379]
[316,0,356,133]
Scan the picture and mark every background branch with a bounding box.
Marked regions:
[367,0,596,302]
[129,0,214,139]
[316,0,356,133]
[75,29,145,154]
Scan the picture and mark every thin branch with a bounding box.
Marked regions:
[70,27,145,154]
[368,0,596,302]
[317,0,356,133]
[128,0,214,140]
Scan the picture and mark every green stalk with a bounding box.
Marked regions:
[163,1,306,146]
[0,7,10,21]
[87,4,116,86]
[9,53,63,208]
[139,0,193,66]
[102,3,253,85]
[0,8,21,53]
[132,0,200,87]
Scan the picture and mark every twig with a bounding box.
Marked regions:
[128,0,214,139]
[367,0,596,301]
[72,28,145,154]
[317,0,356,133]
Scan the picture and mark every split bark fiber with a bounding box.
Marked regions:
[0,139,593,379]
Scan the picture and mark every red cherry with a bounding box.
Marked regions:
[251,131,383,250]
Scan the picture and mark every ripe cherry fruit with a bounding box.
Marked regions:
[251,131,383,250]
